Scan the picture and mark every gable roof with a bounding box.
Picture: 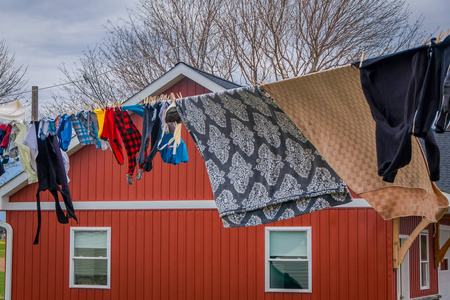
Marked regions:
[0,62,240,203]
[124,62,241,106]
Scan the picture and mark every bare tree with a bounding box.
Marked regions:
[0,40,27,104]
[54,0,424,109]
[43,46,127,115]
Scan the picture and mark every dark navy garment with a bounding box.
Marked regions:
[137,103,162,172]
[34,122,77,244]
[358,37,450,183]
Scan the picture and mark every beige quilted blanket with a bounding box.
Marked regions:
[262,65,448,222]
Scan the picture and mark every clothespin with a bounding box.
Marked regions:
[359,51,366,68]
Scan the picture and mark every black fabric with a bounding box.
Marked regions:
[137,103,162,172]
[34,123,77,244]
[358,37,450,182]
[0,161,4,177]
[434,36,450,133]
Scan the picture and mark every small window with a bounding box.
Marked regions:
[265,227,312,293]
[70,227,111,289]
[419,231,430,290]
[440,258,448,271]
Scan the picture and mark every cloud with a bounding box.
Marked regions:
[0,0,130,104]
[406,0,449,34]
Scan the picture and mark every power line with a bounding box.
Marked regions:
[7,0,301,99]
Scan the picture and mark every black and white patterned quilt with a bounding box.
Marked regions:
[176,86,352,227]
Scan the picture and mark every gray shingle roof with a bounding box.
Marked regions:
[420,131,450,193]
[435,132,450,193]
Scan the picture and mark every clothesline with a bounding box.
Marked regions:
[0,35,448,246]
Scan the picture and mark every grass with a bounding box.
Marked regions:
[0,239,5,298]
[0,240,5,259]
[0,271,4,298]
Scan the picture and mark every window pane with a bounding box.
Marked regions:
[74,259,107,286]
[421,262,428,287]
[270,231,307,258]
[420,235,427,261]
[74,231,107,257]
[270,261,308,289]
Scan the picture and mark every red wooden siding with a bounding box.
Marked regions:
[7,208,394,300]
[400,216,439,298]
[10,77,213,203]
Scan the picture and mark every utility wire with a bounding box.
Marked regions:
[7,0,301,99]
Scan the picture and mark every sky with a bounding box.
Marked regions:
[0,0,449,110]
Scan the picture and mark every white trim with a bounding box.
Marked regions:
[443,192,450,202]
[0,198,375,211]
[439,225,450,273]
[1,200,218,211]
[0,221,13,300]
[123,63,228,106]
[69,227,111,289]
[419,230,430,290]
[265,227,312,293]
[336,198,371,208]
[397,235,410,300]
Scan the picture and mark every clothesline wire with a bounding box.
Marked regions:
[7,0,303,99]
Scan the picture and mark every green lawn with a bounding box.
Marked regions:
[0,271,4,298]
[0,240,5,259]
[0,239,5,298]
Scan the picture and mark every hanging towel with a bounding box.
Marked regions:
[0,100,26,120]
[23,122,39,173]
[176,86,351,227]
[14,123,38,183]
[262,65,448,222]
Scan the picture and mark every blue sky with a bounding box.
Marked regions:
[0,0,449,108]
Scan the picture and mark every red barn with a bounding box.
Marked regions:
[0,62,449,300]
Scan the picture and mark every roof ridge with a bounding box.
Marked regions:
[175,62,240,88]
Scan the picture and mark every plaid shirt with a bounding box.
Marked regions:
[114,108,144,175]
[69,112,102,149]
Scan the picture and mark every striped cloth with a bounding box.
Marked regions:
[69,112,102,149]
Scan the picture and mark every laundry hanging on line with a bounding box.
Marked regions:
[176,85,352,227]
[357,35,450,183]
[262,65,448,223]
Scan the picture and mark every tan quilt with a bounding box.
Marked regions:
[262,65,448,222]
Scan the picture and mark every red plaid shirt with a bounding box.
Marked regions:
[114,108,145,175]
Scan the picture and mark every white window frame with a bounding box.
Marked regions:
[69,227,111,289]
[419,230,430,290]
[265,227,312,293]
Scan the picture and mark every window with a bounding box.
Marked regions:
[70,227,111,289]
[419,230,429,290]
[265,227,312,293]
[441,259,449,271]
